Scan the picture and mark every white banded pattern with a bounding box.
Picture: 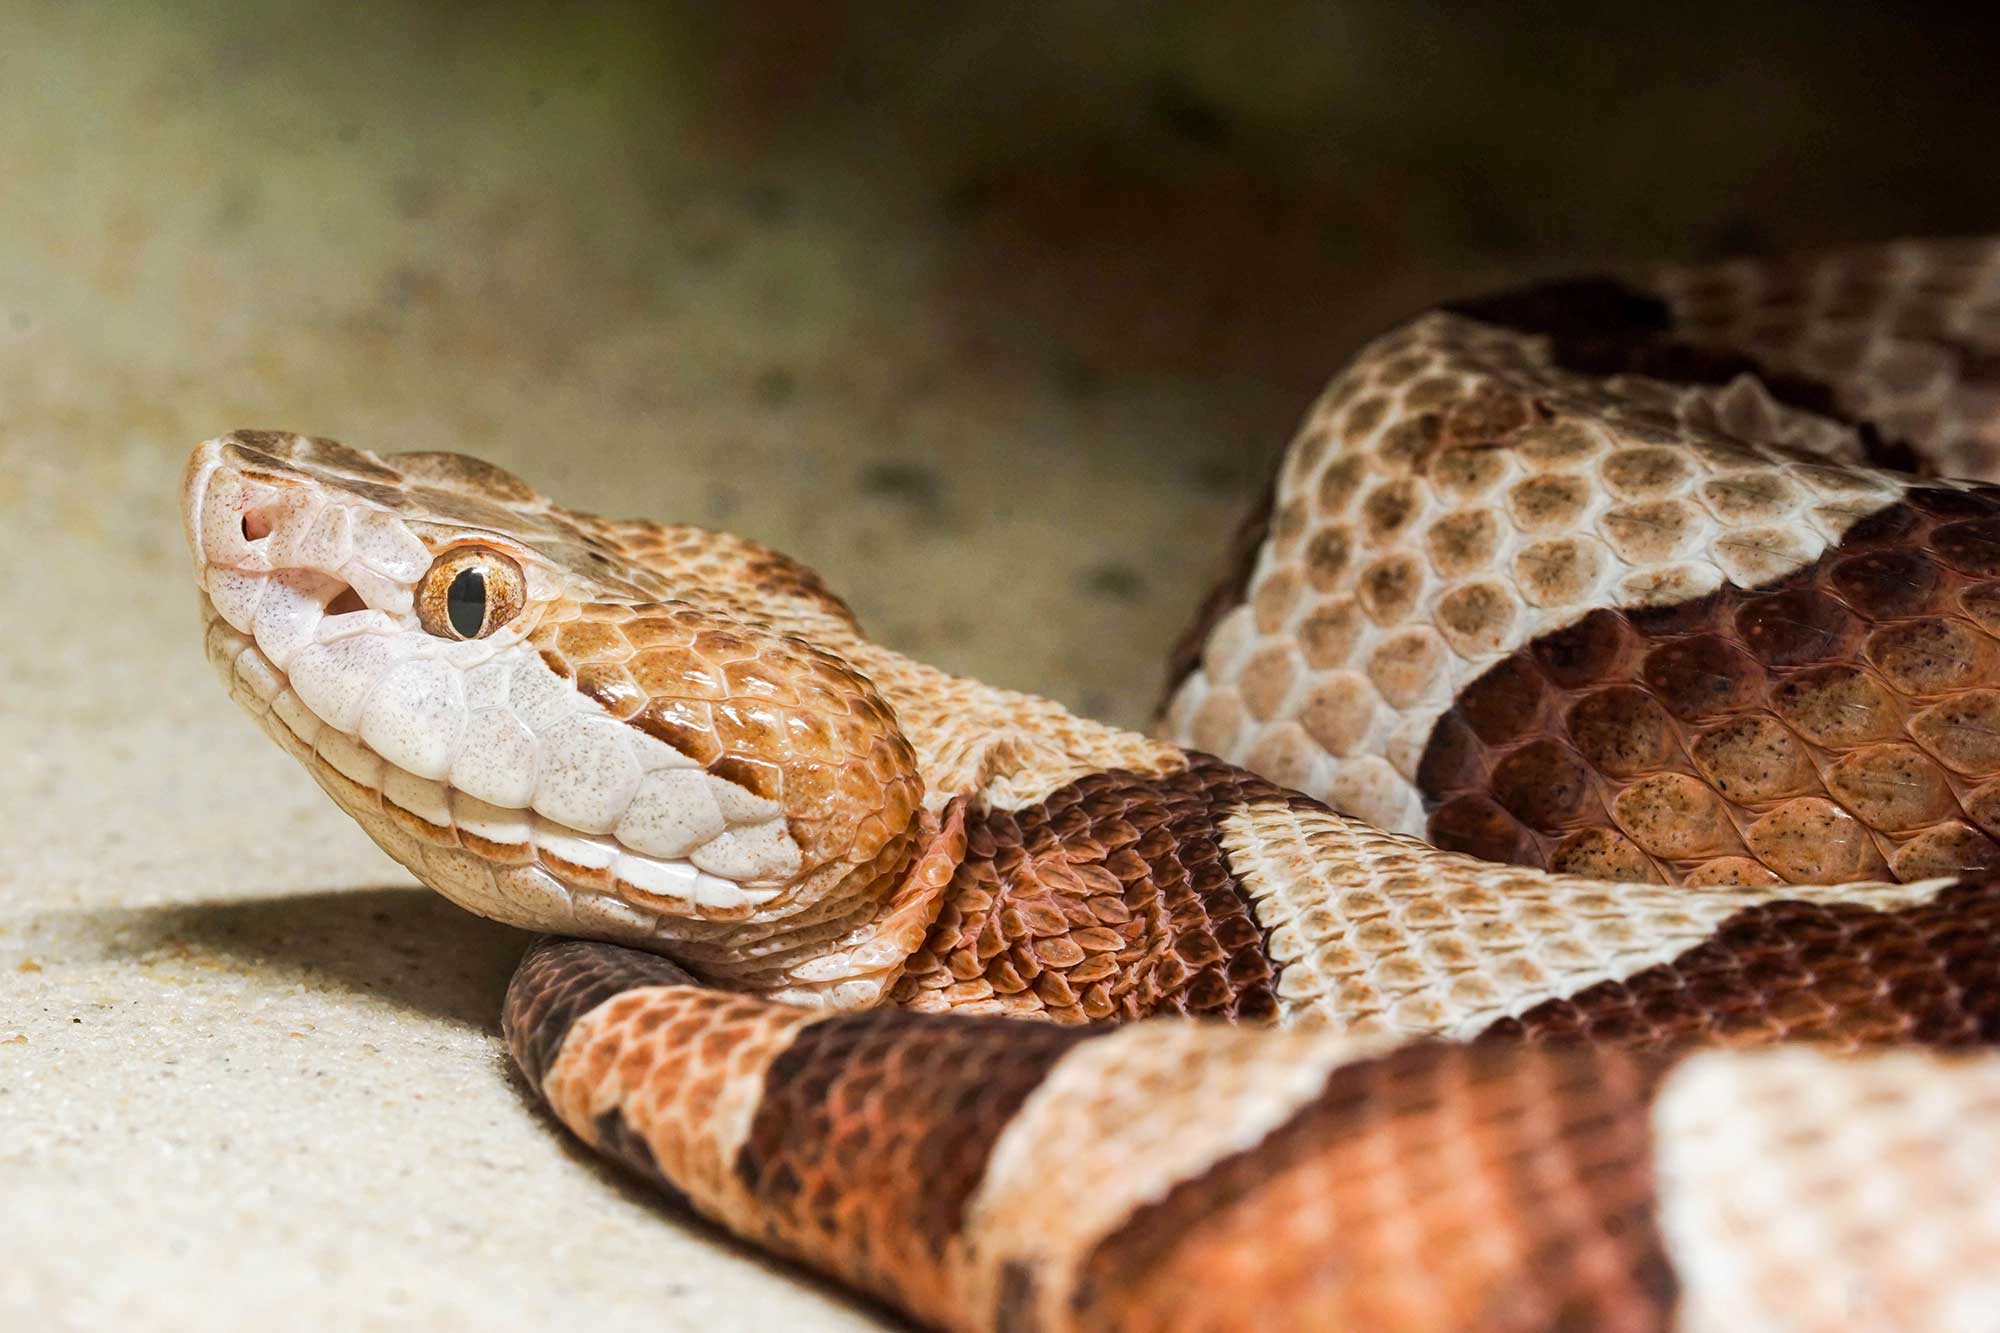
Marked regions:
[1164,311,1909,835]
[1217,799,1958,1037]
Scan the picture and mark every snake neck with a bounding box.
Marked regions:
[884,755,1298,1025]
[755,639,1298,1024]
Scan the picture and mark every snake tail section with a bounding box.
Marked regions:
[504,936,2000,1333]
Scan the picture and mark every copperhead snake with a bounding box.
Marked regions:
[183,238,2000,1332]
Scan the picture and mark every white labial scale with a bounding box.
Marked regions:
[689,821,801,883]
[691,868,777,909]
[359,655,468,781]
[204,567,267,635]
[533,714,644,835]
[270,688,321,748]
[599,848,781,915]
[289,634,412,733]
[451,791,531,850]
[315,727,383,791]
[251,569,331,669]
[614,768,726,858]
[533,816,618,871]
[613,852,699,899]
[508,650,585,733]
[452,706,540,809]
[382,767,452,829]
[231,643,285,704]
[461,654,515,713]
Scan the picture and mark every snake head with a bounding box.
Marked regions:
[182,432,937,1008]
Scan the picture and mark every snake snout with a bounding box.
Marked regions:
[184,438,431,638]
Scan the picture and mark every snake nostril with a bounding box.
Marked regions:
[326,586,366,616]
[241,510,273,541]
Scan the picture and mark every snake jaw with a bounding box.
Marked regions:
[183,432,940,1008]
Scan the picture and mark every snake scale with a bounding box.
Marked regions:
[183,238,2000,1332]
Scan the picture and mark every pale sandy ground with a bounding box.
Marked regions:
[3,6,1994,1330]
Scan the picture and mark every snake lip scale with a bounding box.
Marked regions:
[185,238,2000,1332]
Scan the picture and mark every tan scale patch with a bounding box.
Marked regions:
[891,758,1288,1026]
[955,1022,1391,1329]
[1065,1042,1677,1331]
[1215,798,1958,1036]
[1160,278,1921,839]
[1417,491,2000,886]
[1655,1048,2000,1333]
[538,984,819,1233]
[1650,238,2000,480]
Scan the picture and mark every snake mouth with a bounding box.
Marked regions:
[195,584,790,931]
[203,596,778,905]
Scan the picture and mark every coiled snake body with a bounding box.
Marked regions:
[184,239,2000,1331]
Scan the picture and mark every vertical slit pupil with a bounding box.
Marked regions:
[446,567,487,637]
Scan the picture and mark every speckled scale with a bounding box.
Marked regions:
[508,930,2000,1333]
[1420,491,2000,885]
[891,758,1290,1024]
[1484,880,2000,1049]
[532,602,921,875]
[1165,238,2000,868]
[190,366,2000,1330]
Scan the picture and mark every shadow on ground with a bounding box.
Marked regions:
[90,885,531,1032]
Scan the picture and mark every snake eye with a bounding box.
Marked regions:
[446,567,487,637]
[417,546,526,640]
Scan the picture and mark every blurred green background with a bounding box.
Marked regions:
[6,1,1997,724]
